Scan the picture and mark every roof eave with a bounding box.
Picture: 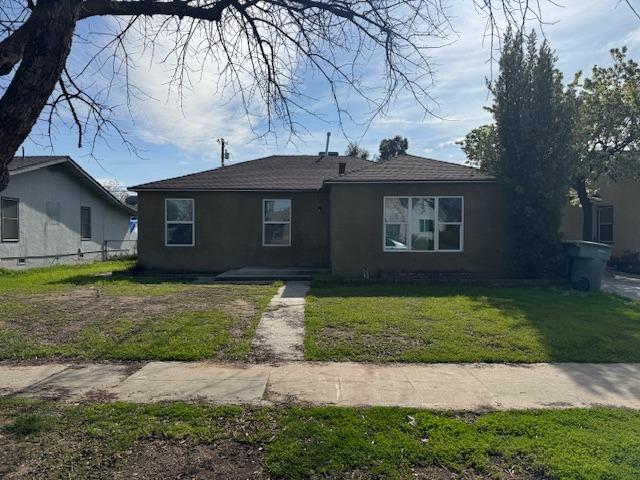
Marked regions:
[324,178,497,184]
[14,157,136,215]
[9,157,70,175]
[130,187,323,193]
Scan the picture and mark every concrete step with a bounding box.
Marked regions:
[215,266,329,281]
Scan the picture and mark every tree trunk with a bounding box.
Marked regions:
[575,178,593,241]
[0,0,80,192]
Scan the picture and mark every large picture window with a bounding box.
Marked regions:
[165,198,194,246]
[263,199,291,246]
[384,196,463,252]
[1,197,19,242]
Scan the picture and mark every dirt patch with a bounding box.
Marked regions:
[22,385,72,402]
[0,286,262,352]
[410,464,543,480]
[113,438,265,480]
[81,389,118,403]
[0,437,47,480]
[318,326,427,357]
[220,298,258,340]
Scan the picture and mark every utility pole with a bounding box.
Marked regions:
[217,138,227,167]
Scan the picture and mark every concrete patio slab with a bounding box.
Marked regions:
[215,266,328,281]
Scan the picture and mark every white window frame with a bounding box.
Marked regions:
[263,198,292,247]
[1,196,19,243]
[165,198,195,247]
[383,196,464,253]
[597,205,613,244]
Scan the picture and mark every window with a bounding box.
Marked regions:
[384,196,463,252]
[1,197,19,242]
[598,206,613,243]
[80,206,92,240]
[263,199,291,246]
[165,198,194,246]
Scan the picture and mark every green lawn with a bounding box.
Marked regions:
[305,280,640,363]
[1,398,639,479]
[0,261,277,361]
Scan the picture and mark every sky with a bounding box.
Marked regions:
[18,0,640,188]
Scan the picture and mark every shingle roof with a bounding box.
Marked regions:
[130,155,373,191]
[9,155,69,172]
[8,155,135,214]
[328,154,494,183]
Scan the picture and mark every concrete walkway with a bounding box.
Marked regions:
[3,361,640,410]
[249,282,310,362]
[603,271,640,300]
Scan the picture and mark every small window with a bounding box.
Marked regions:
[1,197,19,242]
[263,199,291,246]
[598,206,613,243]
[80,206,92,240]
[165,199,194,246]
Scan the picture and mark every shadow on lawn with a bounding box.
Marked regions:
[310,281,640,395]
[47,272,214,287]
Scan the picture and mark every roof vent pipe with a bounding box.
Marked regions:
[338,162,347,175]
[324,131,331,156]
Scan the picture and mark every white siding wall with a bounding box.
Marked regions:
[0,164,136,269]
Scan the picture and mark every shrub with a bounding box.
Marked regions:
[610,251,640,275]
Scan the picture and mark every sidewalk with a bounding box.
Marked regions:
[2,361,640,410]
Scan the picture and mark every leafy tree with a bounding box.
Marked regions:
[0,0,558,192]
[461,30,572,277]
[567,48,640,240]
[463,46,640,243]
[379,136,409,161]
[345,142,370,160]
[456,124,498,172]
[100,179,129,203]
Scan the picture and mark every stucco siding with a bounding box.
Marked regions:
[0,164,135,269]
[561,178,640,256]
[329,182,514,278]
[137,191,330,272]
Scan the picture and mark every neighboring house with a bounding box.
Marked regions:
[0,156,137,269]
[131,154,514,278]
[561,178,640,257]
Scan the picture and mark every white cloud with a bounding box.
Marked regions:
[79,1,640,178]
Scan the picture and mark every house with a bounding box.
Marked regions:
[130,154,514,278]
[561,178,640,258]
[0,156,137,269]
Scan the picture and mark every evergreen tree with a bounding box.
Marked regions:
[463,30,571,277]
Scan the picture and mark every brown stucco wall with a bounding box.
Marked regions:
[329,182,515,278]
[137,190,330,272]
[561,178,640,256]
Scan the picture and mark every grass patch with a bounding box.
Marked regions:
[305,281,640,363]
[0,261,276,361]
[1,398,639,479]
